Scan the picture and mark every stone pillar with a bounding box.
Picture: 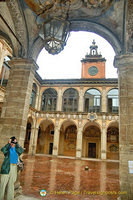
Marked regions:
[57,87,62,111]
[76,127,83,158]
[28,125,39,155]
[0,58,38,150]
[34,86,41,110]
[53,126,60,156]
[32,127,39,155]
[101,124,107,160]
[78,87,84,112]
[28,127,35,155]
[114,54,133,200]
[101,87,107,112]
[34,92,39,110]
[38,91,42,110]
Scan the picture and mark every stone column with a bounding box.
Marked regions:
[78,87,84,112]
[28,124,39,155]
[101,123,107,160]
[53,126,60,156]
[38,91,42,110]
[28,127,35,155]
[56,87,62,111]
[0,58,38,151]
[76,127,83,158]
[101,87,107,112]
[34,86,41,110]
[34,92,39,110]
[32,127,39,155]
[114,54,133,200]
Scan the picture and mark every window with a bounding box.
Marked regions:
[107,89,119,113]
[30,83,37,108]
[0,56,11,87]
[62,88,79,112]
[41,88,57,111]
[50,130,54,135]
[84,89,101,112]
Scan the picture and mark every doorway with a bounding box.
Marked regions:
[49,143,53,155]
[88,143,96,158]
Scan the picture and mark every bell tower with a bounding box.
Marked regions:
[81,40,106,79]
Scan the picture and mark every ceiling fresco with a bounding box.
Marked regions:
[24,0,115,18]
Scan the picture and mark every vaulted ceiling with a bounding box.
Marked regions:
[0,0,131,60]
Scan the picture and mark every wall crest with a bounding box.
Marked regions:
[87,113,97,122]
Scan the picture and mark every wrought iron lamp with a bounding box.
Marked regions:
[35,0,71,55]
[24,0,83,55]
[43,16,70,55]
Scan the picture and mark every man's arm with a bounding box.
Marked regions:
[15,143,24,156]
[1,143,10,156]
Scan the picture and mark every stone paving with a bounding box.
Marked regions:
[16,195,39,200]
[19,155,124,200]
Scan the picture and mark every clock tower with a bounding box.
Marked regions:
[81,40,106,79]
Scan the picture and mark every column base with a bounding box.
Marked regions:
[52,149,58,156]
[101,152,106,160]
[76,156,81,160]
[76,150,82,159]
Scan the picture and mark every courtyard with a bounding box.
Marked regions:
[19,155,122,200]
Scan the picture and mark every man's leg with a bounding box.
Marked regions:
[0,174,9,200]
[7,165,17,200]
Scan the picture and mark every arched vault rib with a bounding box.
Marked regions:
[6,0,28,57]
[30,20,122,62]
[70,20,122,55]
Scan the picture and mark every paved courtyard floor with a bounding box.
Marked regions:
[19,155,124,200]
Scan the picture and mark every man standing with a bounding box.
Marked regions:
[0,136,24,200]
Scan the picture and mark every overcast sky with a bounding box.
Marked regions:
[37,31,118,79]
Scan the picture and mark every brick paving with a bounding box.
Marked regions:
[19,155,123,200]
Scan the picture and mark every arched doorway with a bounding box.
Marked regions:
[36,120,54,155]
[82,123,101,158]
[107,122,119,160]
[59,121,77,157]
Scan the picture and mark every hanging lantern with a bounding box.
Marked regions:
[43,16,70,55]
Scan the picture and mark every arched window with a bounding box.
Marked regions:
[107,89,119,113]
[41,88,57,111]
[30,83,37,108]
[84,89,101,112]
[62,88,79,112]
[0,55,11,87]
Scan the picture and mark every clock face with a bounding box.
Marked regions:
[88,66,98,76]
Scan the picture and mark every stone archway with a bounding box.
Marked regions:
[107,122,119,160]
[59,120,77,157]
[82,123,101,159]
[36,120,54,154]
[0,0,133,198]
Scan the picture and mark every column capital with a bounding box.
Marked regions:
[114,53,133,69]
[32,127,39,131]
[8,58,39,71]
[54,126,60,133]
[77,127,83,133]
